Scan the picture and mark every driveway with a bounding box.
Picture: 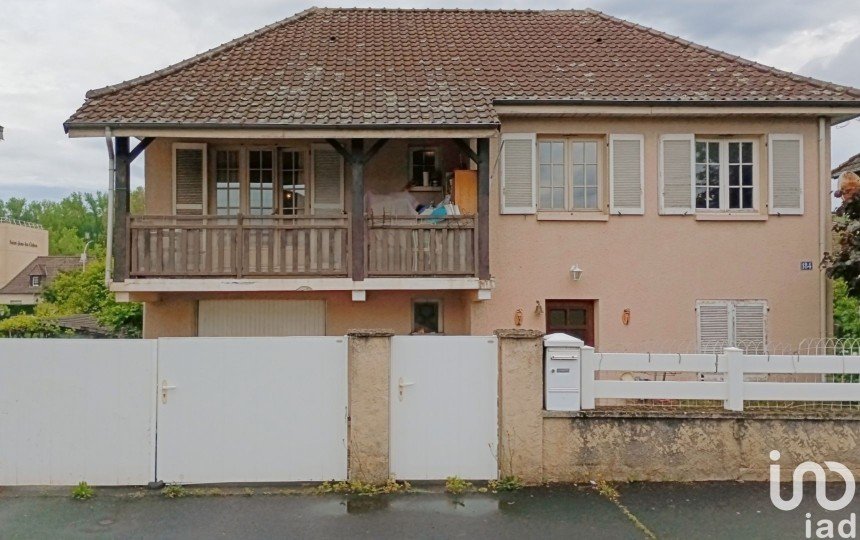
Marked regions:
[0,482,852,539]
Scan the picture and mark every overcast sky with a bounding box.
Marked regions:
[0,0,858,200]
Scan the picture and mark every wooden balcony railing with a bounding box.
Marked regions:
[128,215,350,278]
[365,215,477,277]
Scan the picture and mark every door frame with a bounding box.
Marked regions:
[545,299,596,347]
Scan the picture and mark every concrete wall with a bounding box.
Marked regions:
[141,290,473,338]
[470,115,829,351]
[0,222,48,289]
[498,332,860,483]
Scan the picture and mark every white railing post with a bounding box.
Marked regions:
[581,346,596,410]
[723,347,744,411]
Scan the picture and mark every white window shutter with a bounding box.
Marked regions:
[173,143,207,216]
[500,133,536,214]
[733,301,767,353]
[312,145,344,213]
[768,134,803,215]
[609,134,644,214]
[659,134,694,215]
[697,301,730,353]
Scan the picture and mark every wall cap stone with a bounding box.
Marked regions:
[494,328,544,339]
[347,329,395,337]
[543,409,860,421]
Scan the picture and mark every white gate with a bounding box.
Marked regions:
[0,340,157,486]
[390,336,498,480]
[156,337,347,484]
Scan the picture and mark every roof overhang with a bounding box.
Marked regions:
[65,123,500,139]
[494,100,860,124]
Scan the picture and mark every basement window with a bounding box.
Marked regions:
[412,299,442,334]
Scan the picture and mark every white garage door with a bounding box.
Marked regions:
[198,300,325,336]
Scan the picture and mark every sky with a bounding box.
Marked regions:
[0,0,858,201]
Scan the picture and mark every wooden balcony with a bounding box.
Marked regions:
[127,214,477,279]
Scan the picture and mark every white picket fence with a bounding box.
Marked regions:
[581,347,860,411]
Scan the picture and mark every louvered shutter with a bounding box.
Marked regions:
[697,302,730,353]
[659,134,694,215]
[768,134,804,215]
[173,143,207,215]
[609,134,644,214]
[312,145,344,213]
[500,133,536,214]
[733,301,767,353]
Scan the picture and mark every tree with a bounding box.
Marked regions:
[826,172,860,295]
[0,315,62,338]
[40,257,142,337]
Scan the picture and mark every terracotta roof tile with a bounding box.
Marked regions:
[65,8,860,129]
[833,152,860,178]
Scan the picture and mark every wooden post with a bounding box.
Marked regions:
[476,138,490,280]
[112,137,131,282]
[351,139,366,281]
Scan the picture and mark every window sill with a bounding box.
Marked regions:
[695,213,767,222]
[536,212,609,222]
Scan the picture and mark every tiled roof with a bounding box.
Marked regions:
[65,8,860,129]
[833,153,860,178]
[55,313,113,336]
[0,256,80,295]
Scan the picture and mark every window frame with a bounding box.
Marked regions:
[408,146,442,188]
[211,147,243,217]
[537,136,605,213]
[279,147,309,216]
[694,139,759,213]
[246,147,277,217]
[29,275,41,287]
[696,299,768,352]
[411,298,443,334]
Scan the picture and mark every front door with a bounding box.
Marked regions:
[546,300,595,346]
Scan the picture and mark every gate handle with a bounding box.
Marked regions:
[161,380,177,404]
[398,377,414,401]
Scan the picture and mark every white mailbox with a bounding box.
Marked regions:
[544,333,583,411]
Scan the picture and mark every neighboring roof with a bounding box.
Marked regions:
[833,153,860,178]
[55,313,113,336]
[65,8,860,130]
[0,256,80,295]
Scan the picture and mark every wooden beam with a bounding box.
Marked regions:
[325,138,353,162]
[351,139,366,281]
[128,137,155,162]
[453,138,480,165]
[113,137,131,282]
[476,138,490,280]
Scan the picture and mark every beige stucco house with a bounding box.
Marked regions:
[0,218,48,293]
[64,8,860,351]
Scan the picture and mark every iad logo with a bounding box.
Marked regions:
[770,450,857,539]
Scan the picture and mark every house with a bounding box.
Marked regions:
[833,152,860,178]
[64,8,860,349]
[0,256,81,305]
[0,218,48,291]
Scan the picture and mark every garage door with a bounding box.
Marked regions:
[198,300,325,336]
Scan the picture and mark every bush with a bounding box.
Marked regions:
[0,315,62,338]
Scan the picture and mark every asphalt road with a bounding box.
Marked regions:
[0,482,855,539]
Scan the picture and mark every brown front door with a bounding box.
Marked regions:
[546,300,595,347]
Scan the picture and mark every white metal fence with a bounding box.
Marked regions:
[581,346,860,412]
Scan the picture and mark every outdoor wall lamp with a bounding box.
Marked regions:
[569,264,583,281]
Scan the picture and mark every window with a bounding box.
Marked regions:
[409,147,439,187]
[412,299,442,334]
[248,150,275,216]
[281,150,306,215]
[215,150,240,216]
[29,275,41,287]
[697,300,767,353]
[695,140,756,211]
[539,138,602,211]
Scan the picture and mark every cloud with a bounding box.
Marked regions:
[0,0,858,199]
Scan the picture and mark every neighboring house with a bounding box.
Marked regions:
[833,152,860,178]
[64,8,860,349]
[0,218,48,290]
[54,313,113,338]
[0,256,80,305]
